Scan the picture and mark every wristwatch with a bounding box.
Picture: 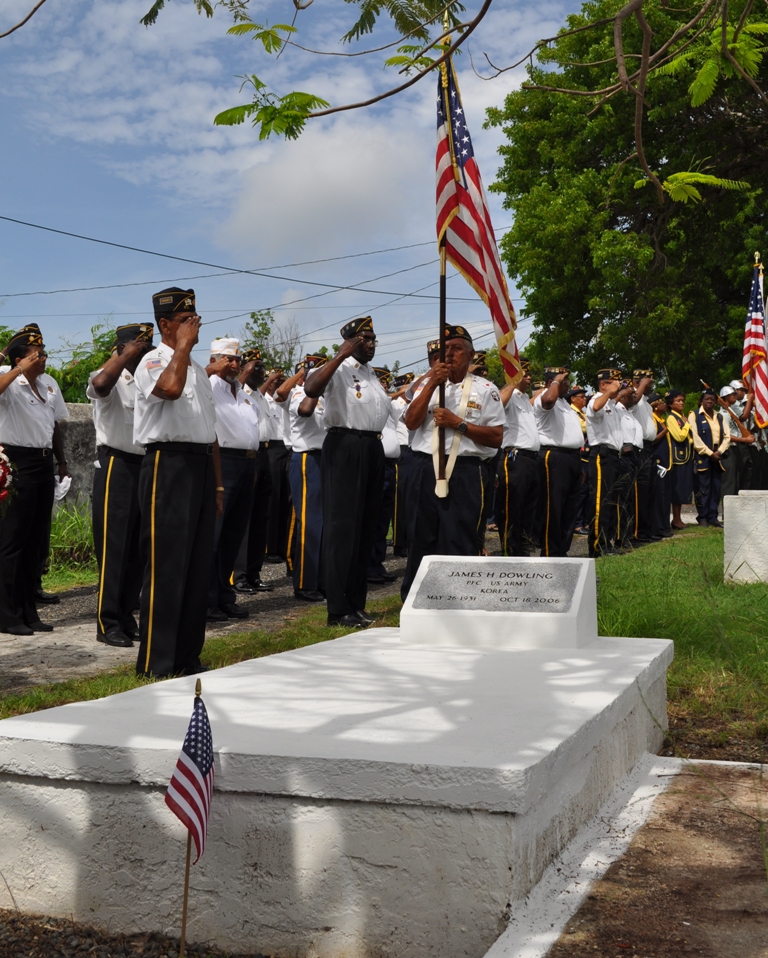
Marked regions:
[457,422,468,434]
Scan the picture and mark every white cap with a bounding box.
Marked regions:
[720,385,735,398]
[729,379,745,391]
[210,338,239,356]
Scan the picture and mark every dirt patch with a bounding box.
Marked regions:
[664,709,768,764]
[548,762,768,958]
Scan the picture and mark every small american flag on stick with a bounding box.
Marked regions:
[742,260,768,429]
[436,57,522,387]
[165,689,214,864]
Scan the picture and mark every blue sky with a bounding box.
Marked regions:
[0,0,570,373]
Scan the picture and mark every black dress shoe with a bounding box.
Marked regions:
[97,631,133,648]
[294,589,325,602]
[179,663,211,676]
[35,589,61,604]
[221,603,249,619]
[264,554,284,564]
[2,624,34,636]
[249,578,274,592]
[367,574,386,584]
[660,530,674,538]
[327,613,364,628]
[122,626,140,640]
[355,610,376,625]
[206,607,228,622]
[709,519,723,528]
[380,571,398,582]
[233,576,256,595]
[27,620,54,633]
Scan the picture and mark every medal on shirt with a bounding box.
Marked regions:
[354,378,362,399]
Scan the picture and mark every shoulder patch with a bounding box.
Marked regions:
[490,390,500,401]
[145,358,163,370]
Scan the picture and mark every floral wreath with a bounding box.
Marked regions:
[0,445,13,515]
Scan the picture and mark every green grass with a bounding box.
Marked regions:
[0,594,403,718]
[597,526,768,745]
[42,501,99,592]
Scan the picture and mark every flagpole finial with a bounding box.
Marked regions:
[755,251,761,265]
[195,678,202,697]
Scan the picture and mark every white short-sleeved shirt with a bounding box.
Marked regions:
[289,385,325,453]
[618,403,644,449]
[533,394,583,449]
[381,408,401,459]
[586,395,623,450]
[0,368,69,448]
[87,369,144,455]
[266,392,293,448]
[502,389,540,451]
[631,396,657,442]
[257,391,283,443]
[392,396,409,446]
[315,357,390,433]
[209,374,259,451]
[410,374,505,459]
[133,343,216,445]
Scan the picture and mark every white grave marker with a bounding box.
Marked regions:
[400,555,597,649]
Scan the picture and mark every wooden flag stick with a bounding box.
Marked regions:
[179,678,201,958]
[438,235,447,488]
[179,833,192,958]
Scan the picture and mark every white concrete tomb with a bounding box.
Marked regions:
[400,555,598,649]
[0,623,672,958]
[724,489,768,582]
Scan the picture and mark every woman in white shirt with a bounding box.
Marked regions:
[0,324,69,635]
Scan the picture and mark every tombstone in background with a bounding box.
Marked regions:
[724,489,768,582]
[57,403,96,506]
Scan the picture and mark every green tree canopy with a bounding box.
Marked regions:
[487,0,768,393]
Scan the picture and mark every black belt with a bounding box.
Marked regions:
[590,444,620,456]
[98,445,144,465]
[219,447,258,459]
[411,450,484,463]
[266,439,285,448]
[145,442,214,455]
[505,447,538,460]
[328,426,383,440]
[1,445,52,459]
[540,445,581,456]
[643,439,654,448]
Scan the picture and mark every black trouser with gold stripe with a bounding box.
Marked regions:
[0,446,54,631]
[209,449,257,609]
[136,443,216,678]
[369,457,397,577]
[266,440,291,560]
[92,445,143,638]
[322,428,385,617]
[616,447,641,545]
[401,452,487,600]
[588,445,620,557]
[538,446,582,558]
[496,447,540,556]
[288,449,323,592]
[392,445,412,554]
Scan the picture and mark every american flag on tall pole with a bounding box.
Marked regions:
[165,688,214,864]
[742,257,768,429]
[436,57,522,387]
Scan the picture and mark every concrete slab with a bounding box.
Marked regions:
[0,629,672,958]
[724,490,768,582]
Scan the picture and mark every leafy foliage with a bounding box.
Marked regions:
[214,75,330,140]
[46,323,115,404]
[140,0,212,28]
[487,0,768,392]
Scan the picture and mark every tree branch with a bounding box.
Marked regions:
[633,6,665,203]
[0,0,48,40]
[721,0,768,107]
[307,0,493,119]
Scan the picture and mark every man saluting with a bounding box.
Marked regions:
[304,317,389,627]
[133,288,223,678]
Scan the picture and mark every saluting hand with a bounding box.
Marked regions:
[175,315,201,350]
[122,338,151,361]
[206,356,232,378]
[17,350,44,376]
[606,379,622,397]
[336,336,363,361]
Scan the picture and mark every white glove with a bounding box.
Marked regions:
[656,464,668,479]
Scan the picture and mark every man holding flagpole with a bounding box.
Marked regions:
[400,325,503,600]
